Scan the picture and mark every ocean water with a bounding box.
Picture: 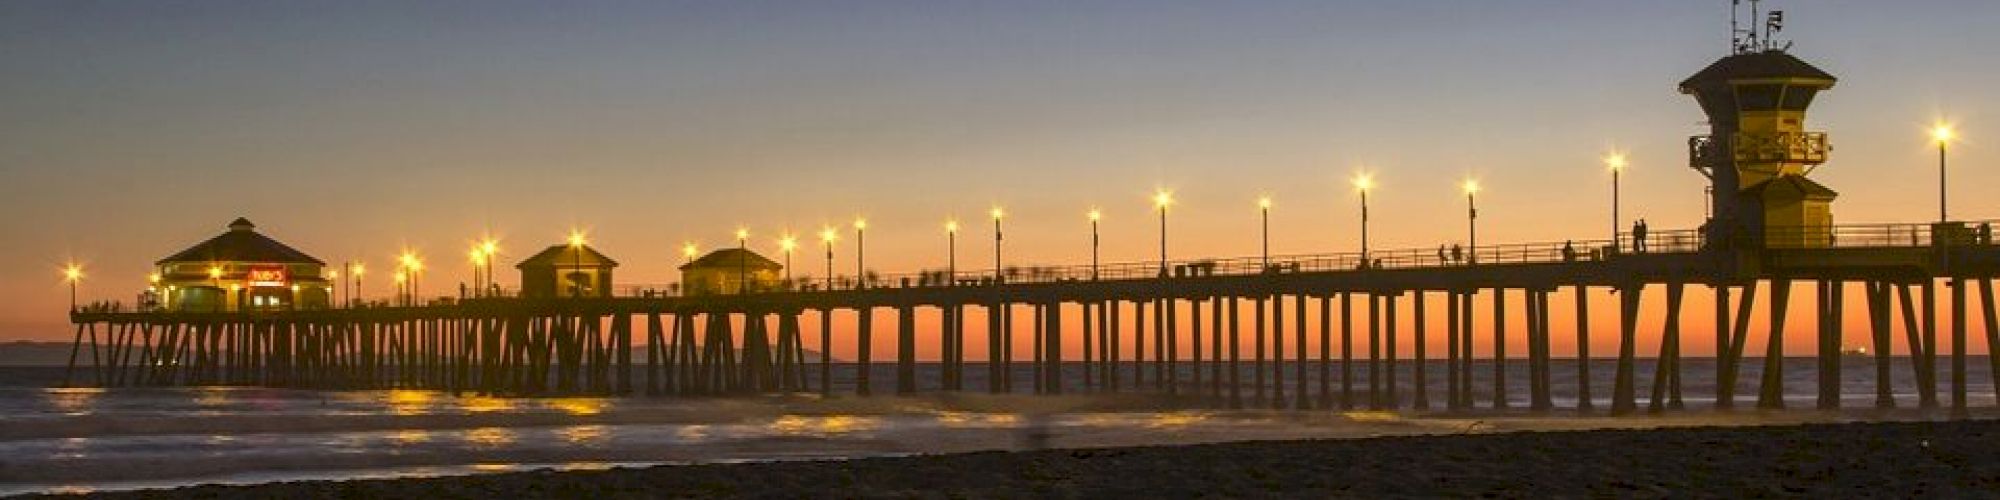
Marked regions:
[1,358,1992,495]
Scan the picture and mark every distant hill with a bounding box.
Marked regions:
[0,341,79,367]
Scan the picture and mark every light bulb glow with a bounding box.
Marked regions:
[1462,179,1481,194]
[1932,124,1955,144]
[1605,153,1628,171]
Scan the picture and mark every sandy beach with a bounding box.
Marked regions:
[28,417,1999,498]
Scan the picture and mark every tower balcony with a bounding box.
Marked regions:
[1730,130,1829,165]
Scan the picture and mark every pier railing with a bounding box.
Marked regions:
[107,220,2000,311]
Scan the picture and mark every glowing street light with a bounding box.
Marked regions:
[468,247,487,298]
[348,262,364,306]
[682,242,699,263]
[819,227,838,290]
[1154,189,1173,277]
[398,251,423,305]
[780,233,798,288]
[1462,179,1481,265]
[1933,123,1956,223]
[852,219,867,289]
[1258,196,1272,271]
[991,207,1005,285]
[1605,152,1628,250]
[478,238,499,297]
[62,264,82,311]
[945,219,959,286]
[736,227,750,295]
[1353,174,1375,266]
[1088,209,1102,280]
[567,230,588,298]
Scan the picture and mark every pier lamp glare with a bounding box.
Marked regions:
[1152,190,1174,209]
[990,207,1005,220]
[735,228,749,241]
[1257,196,1272,210]
[394,272,407,284]
[945,220,959,234]
[480,239,499,256]
[682,242,699,259]
[1462,179,1481,194]
[780,235,798,252]
[1352,174,1375,192]
[819,227,838,243]
[1605,153,1628,171]
[1932,124,1955,144]
[567,231,587,248]
[62,264,83,283]
[351,264,364,276]
[468,249,486,266]
[853,219,867,230]
[208,266,223,280]
[1088,209,1102,222]
[147,272,161,284]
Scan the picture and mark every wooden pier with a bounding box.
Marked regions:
[65,223,2000,415]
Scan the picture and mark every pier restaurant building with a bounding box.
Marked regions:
[152,218,331,311]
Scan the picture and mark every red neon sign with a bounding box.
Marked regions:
[247,267,288,287]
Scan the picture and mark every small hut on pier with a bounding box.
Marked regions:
[680,248,782,296]
[153,218,330,311]
[516,244,618,298]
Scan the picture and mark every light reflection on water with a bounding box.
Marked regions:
[43,387,102,416]
[766,415,881,436]
[546,397,609,416]
[462,427,518,448]
[557,425,609,445]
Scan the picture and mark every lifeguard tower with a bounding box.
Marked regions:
[1684,1,1836,250]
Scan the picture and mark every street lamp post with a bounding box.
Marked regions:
[820,228,836,291]
[468,248,484,299]
[735,228,749,294]
[1154,190,1173,277]
[348,263,363,306]
[1258,197,1272,271]
[945,220,959,286]
[991,208,1004,285]
[1934,124,1955,223]
[1463,180,1480,265]
[62,264,82,312]
[1354,175,1374,267]
[1606,153,1626,251]
[854,219,867,289]
[480,239,498,297]
[1088,209,1102,280]
[568,231,587,298]
[781,234,797,290]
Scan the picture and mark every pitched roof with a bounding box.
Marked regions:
[516,244,620,268]
[1746,175,1839,200]
[156,218,325,265]
[1680,50,1836,92]
[679,248,782,271]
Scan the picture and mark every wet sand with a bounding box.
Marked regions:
[36,417,2000,498]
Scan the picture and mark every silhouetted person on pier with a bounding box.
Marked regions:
[1437,245,1448,265]
[1982,222,1993,245]
[1451,244,1463,265]
[1562,240,1576,262]
[1633,219,1649,253]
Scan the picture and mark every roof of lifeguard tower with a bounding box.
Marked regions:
[516,244,620,268]
[1679,50,1835,92]
[156,218,325,266]
[679,248,782,271]
[1745,175,1838,199]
